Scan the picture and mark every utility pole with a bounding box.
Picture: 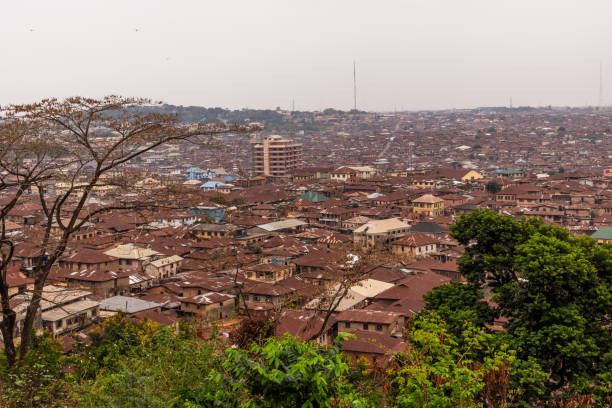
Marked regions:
[599,60,604,109]
[353,60,357,111]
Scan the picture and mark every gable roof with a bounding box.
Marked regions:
[297,191,329,203]
[104,243,161,260]
[591,227,612,240]
[100,296,161,313]
[60,248,118,264]
[392,233,439,247]
[354,218,410,234]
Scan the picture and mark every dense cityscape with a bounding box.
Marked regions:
[1,1,612,407]
[0,100,610,407]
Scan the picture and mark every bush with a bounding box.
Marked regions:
[0,332,66,407]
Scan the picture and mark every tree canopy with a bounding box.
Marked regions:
[450,209,612,401]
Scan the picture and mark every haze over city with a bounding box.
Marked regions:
[2,0,612,111]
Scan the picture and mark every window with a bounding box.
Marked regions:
[345,322,351,329]
[376,324,383,331]
[56,320,62,328]
[363,324,369,330]
[254,296,260,302]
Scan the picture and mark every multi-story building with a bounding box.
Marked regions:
[353,218,411,248]
[251,135,301,177]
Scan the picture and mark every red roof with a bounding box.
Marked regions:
[60,248,118,264]
[392,232,439,247]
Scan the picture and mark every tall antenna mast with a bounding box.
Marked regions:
[353,60,357,111]
[599,60,604,108]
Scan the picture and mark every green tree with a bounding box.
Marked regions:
[498,234,612,398]
[224,333,368,408]
[451,211,612,404]
[70,315,237,407]
[485,180,502,194]
[450,209,568,289]
[422,282,497,339]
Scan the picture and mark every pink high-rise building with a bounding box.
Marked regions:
[251,135,301,177]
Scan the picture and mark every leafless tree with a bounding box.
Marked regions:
[306,245,400,341]
[0,96,255,365]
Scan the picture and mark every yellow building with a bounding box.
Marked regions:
[412,194,445,217]
[244,263,293,283]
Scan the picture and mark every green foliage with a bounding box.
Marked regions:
[70,313,158,379]
[388,314,514,408]
[69,315,236,408]
[252,245,262,254]
[450,209,568,289]
[1,315,373,408]
[499,234,612,396]
[451,210,612,404]
[224,333,369,408]
[0,331,66,407]
[423,282,498,339]
[484,180,501,194]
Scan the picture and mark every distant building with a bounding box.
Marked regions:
[185,167,205,181]
[251,135,301,177]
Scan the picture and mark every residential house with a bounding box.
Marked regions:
[180,292,235,319]
[336,309,403,337]
[48,268,131,297]
[391,233,439,258]
[144,255,184,279]
[353,218,411,247]
[341,330,406,368]
[103,243,163,272]
[40,286,100,338]
[412,194,445,217]
[192,223,245,240]
[244,263,293,283]
[330,167,359,182]
[58,248,120,272]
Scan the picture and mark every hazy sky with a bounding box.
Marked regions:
[1,1,611,111]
